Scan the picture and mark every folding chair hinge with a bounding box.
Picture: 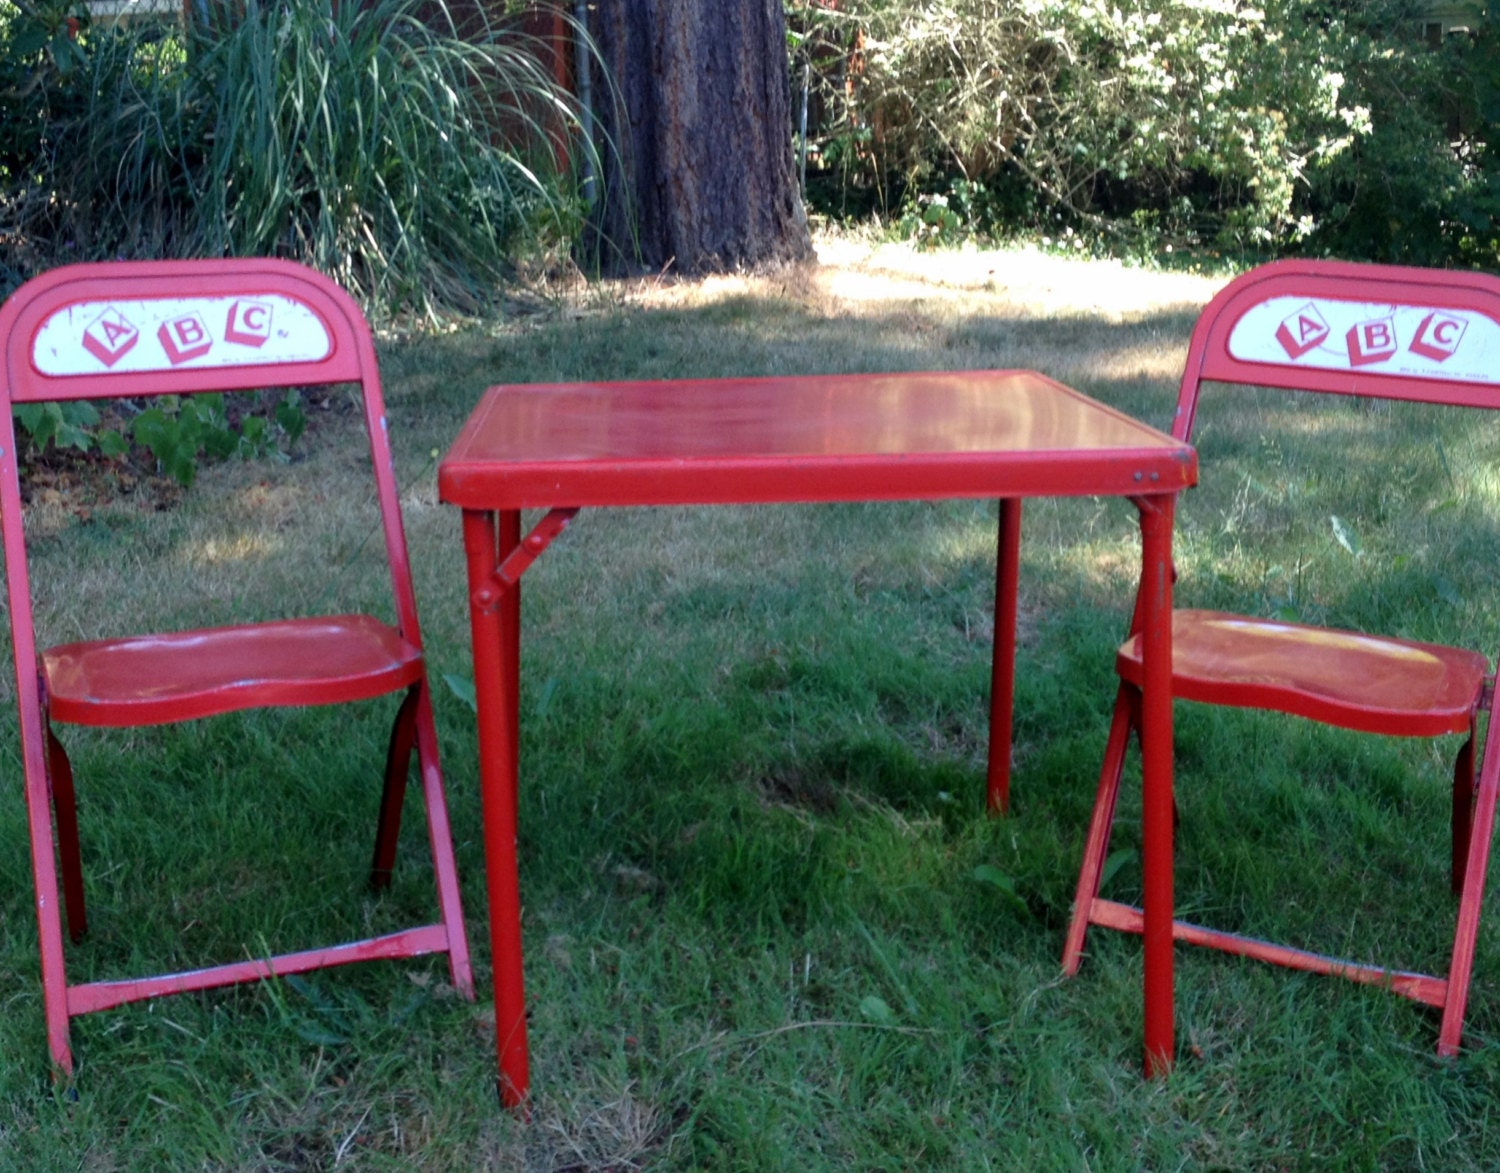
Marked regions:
[473,507,580,611]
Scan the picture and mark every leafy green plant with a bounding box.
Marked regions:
[0,9,194,288]
[810,0,1366,247]
[130,391,306,486]
[186,0,590,320]
[14,390,308,486]
[2,0,89,76]
[1306,8,1498,266]
[13,400,122,457]
[131,395,236,487]
[899,191,962,248]
[795,0,1496,262]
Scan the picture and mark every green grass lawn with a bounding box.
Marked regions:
[4,240,1500,1169]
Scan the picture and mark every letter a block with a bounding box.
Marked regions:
[158,313,213,365]
[1346,317,1398,367]
[225,300,273,348]
[1410,311,1467,363]
[81,308,140,368]
[1275,303,1330,359]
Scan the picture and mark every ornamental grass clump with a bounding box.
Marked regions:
[1,0,589,320]
[190,0,586,320]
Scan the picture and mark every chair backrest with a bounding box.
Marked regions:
[1173,259,1500,443]
[0,258,425,676]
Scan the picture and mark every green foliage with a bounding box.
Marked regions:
[898,190,963,247]
[798,0,1344,245]
[132,395,233,487]
[794,0,1497,263]
[14,390,307,486]
[185,0,587,319]
[14,399,105,455]
[135,391,308,486]
[0,0,95,184]
[1,0,591,320]
[1307,7,1500,266]
[2,0,88,76]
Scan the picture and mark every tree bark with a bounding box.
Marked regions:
[585,0,814,275]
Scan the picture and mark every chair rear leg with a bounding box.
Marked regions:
[1439,710,1500,1056]
[1453,716,1478,895]
[1062,682,1141,976]
[370,686,420,889]
[46,727,87,943]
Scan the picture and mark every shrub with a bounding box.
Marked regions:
[798,0,1363,247]
[796,0,1496,264]
[1305,7,1499,267]
[1,0,590,320]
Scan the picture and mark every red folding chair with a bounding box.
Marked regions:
[0,259,473,1075]
[1062,259,1500,1055]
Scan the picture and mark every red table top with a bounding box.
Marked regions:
[438,370,1197,509]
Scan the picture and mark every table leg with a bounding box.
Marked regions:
[462,508,530,1108]
[499,511,523,829]
[987,498,1023,814]
[1135,494,1176,1076]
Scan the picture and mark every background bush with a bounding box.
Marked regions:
[0,0,588,320]
[791,0,1498,267]
[4,0,1494,308]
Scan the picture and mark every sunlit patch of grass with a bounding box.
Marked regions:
[182,532,284,570]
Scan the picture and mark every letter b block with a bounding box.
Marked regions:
[158,313,213,365]
[1346,317,1397,367]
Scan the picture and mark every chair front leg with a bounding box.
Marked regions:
[1439,706,1500,1056]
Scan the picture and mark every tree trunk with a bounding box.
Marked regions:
[585,0,814,275]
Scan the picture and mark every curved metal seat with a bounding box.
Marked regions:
[44,614,425,726]
[1115,609,1489,737]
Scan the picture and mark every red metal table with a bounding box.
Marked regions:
[438,369,1196,1105]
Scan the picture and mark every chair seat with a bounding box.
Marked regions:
[1116,609,1490,737]
[43,614,425,727]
